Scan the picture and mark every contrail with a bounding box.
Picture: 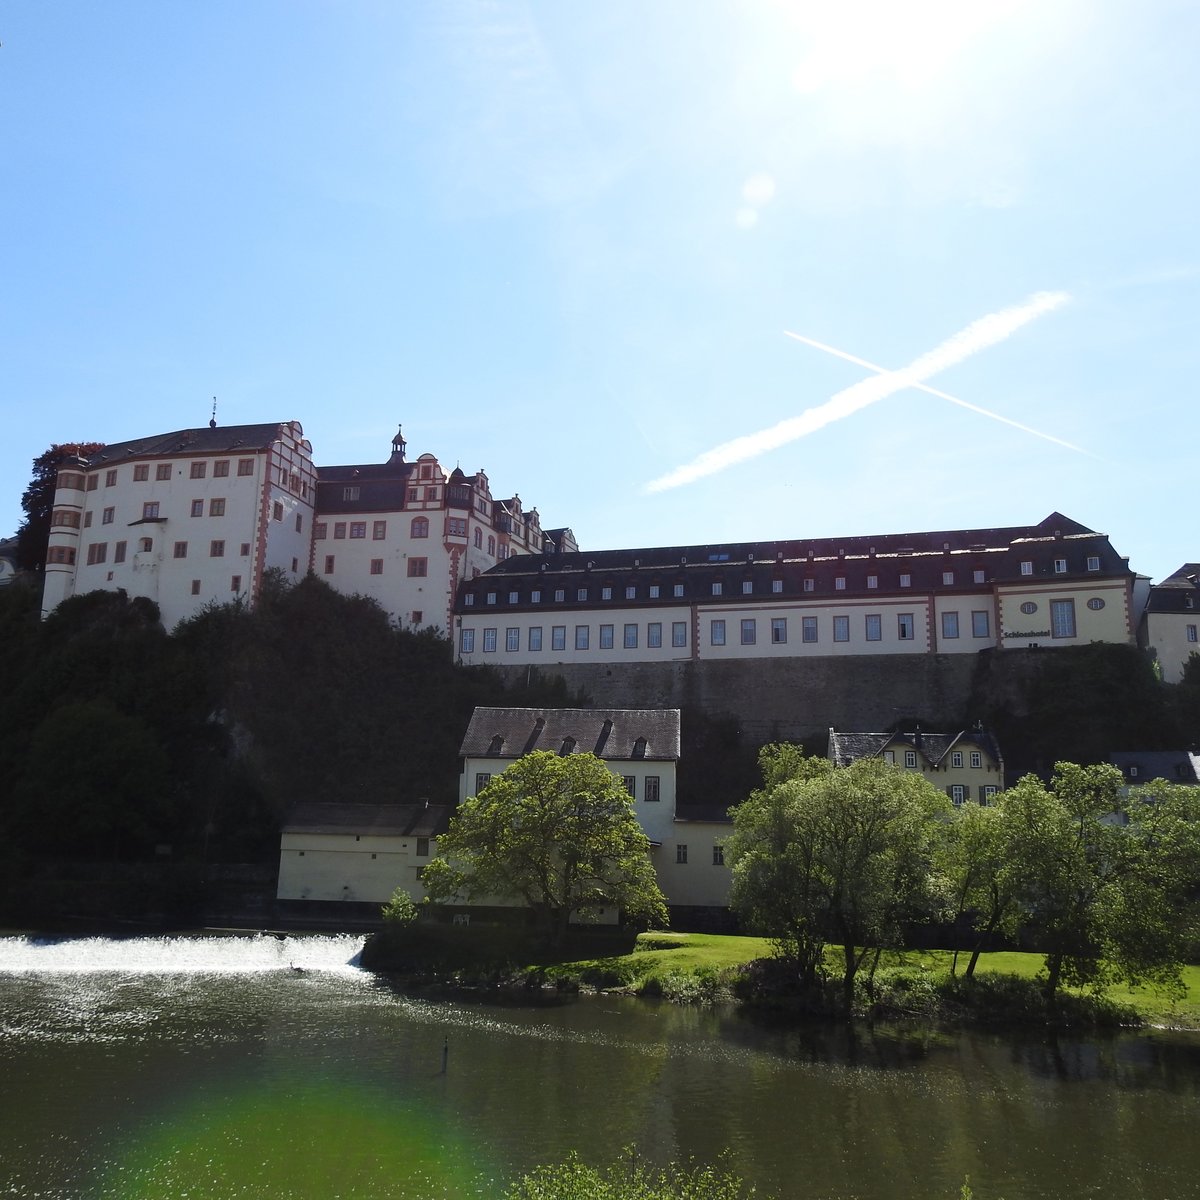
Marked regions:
[644,290,1070,493]
[782,330,1094,457]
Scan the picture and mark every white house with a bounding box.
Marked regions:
[1138,564,1200,684]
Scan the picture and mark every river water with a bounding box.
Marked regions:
[2,934,1199,1200]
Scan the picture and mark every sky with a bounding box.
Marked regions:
[2,1,1197,582]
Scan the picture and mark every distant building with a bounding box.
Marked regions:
[459,707,732,919]
[1138,563,1200,684]
[452,512,1136,668]
[1108,751,1200,788]
[828,725,1005,805]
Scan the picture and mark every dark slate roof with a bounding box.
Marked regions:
[460,707,681,762]
[1145,564,1200,613]
[829,727,1004,771]
[1108,752,1200,785]
[282,803,453,837]
[84,423,294,465]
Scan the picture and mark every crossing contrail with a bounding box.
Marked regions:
[782,330,1093,457]
[645,290,1070,493]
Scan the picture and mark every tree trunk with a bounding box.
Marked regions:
[965,912,999,979]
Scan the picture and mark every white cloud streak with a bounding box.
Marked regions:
[644,291,1070,493]
[782,329,1095,458]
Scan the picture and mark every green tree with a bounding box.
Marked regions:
[729,750,950,1009]
[421,750,667,946]
[16,442,105,571]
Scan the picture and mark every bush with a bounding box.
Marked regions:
[381,888,419,927]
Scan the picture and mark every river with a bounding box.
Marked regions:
[1,933,1198,1199]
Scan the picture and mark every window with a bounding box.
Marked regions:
[645,777,660,802]
[712,845,725,866]
[866,575,878,589]
[488,537,496,555]
[742,580,753,595]
[190,499,204,518]
[575,625,590,650]
[210,498,225,517]
[133,464,149,481]
[324,554,335,574]
[411,517,428,538]
[710,619,726,646]
[486,591,496,605]
[802,616,818,643]
[474,528,482,548]
[904,750,917,768]
[898,613,914,640]
[273,501,284,522]
[899,573,911,588]
[173,541,188,559]
[950,785,966,806]
[210,540,225,557]
[982,785,998,803]
[240,543,250,557]
[741,618,756,645]
[942,611,959,639]
[599,624,614,649]
[231,575,241,592]
[970,752,982,769]
[425,486,438,500]
[482,628,497,653]
[342,486,360,501]
[1188,625,1198,643]
[1019,601,1038,616]
[463,593,475,606]
[475,773,491,794]
[508,591,520,604]
[213,460,229,478]
[552,626,567,651]
[349,522,366,539]
[156,464,172,480]
[835,576,846,591]
[803,578,815,592]
[649,584,661,599]
[884,751,895,764]
[408,558,427,577]
[577,588,588,602]
[1054,558,1067,574]
[865,614,882,642]
[461,629,475,653]
[370,559,383,575]
[624,623,638,648]
[142,501,160,520]
[712,581,723,596]
[84,511,93,528]
[952,751,963,768]
[942,571,954,586]
[105,469,117,487]
[1020,561,1033,576]
[52,509,80,529]
[448,517,466,537]
[190,462,206,479]
[648,623,662,648]
[507,627,520,652]
[672,621,687,648]
[113,541,126,563]
[772,579,783,593]
[622,776,636,795]
[139,538,153,553]
[314,522,327,540]
[555,588,565,602]
[833,615,849,642]
[1050,598,1076,639]
[191,579,201,595]
[676,844,688,864]
[673,583,685,598]
[972,610,990,638]
[294,512,302,532]
[1087,556,1100,572]
[238,459,254,476]
[102,507,114,525]
[86,543,107,565]
[529,627,543,651]
[1086,597,1105,611]
[86,475,98,491]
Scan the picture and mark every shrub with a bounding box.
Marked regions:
[381,888,419,927]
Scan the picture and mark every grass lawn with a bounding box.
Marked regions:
[542,933,1200,1027]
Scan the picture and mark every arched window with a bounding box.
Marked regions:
[474,528,483,549]
[411,517,429,538]
[488,536,496,556]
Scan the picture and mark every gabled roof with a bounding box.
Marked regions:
[282,803,452,837]
[828,727,1003,771]
[460,707,680,763]
[1145,565,1200,614]
[1108,752,1200,786]
[84,423,296,465]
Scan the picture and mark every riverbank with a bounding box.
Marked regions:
[362,927,1200,1030]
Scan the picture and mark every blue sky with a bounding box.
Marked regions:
[2,1,1197,582]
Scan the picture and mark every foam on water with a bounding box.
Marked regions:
[0,932,366,975]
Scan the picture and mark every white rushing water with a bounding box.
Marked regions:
[0,932,366,975]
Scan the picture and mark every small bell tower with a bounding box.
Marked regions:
[389,425,407,464]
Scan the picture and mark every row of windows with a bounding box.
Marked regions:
[113,459,258,484]
[883,748,985,769]
[462,621,689,654]
[171,540,233,559]
[950,785,999,805]
[1020,556,1102,576]
[187,576,244,595]
[323,556,427,577]
[82,539,253,565]
[316,520,389,540]
[673,844,726,866]
[473,772,664,803]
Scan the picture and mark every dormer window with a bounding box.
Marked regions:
[560,737,576,756]
[633,737,647,759]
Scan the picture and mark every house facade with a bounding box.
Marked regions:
[451,513,1135,668]
[459,707,732,917]
[828,726,1006,805]
[1138,564,1200,684]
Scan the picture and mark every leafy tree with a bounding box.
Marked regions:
[728,749,950,1009]
[422,750,667,946]
[15,442,105,571]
